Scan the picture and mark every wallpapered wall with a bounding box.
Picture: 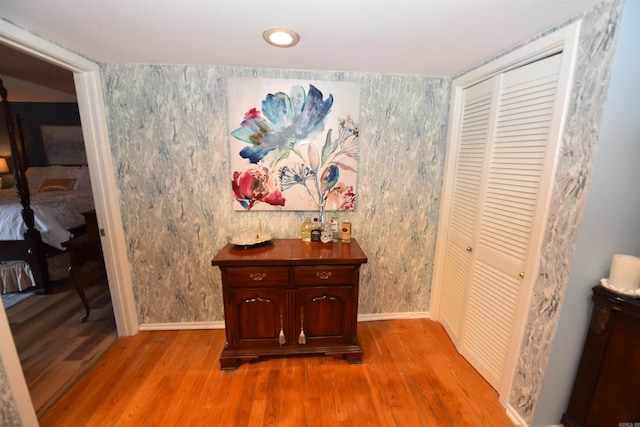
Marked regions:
[101,67,450,323]
[0,358,20,427]
[510,0,622,422]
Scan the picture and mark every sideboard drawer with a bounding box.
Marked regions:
[224,267,289,288]
[293,266,355,286]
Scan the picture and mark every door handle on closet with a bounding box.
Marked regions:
[466,247,473,252]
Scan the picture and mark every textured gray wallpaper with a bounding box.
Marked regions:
[508,0,623,422]
[0,359,21,427]
[101,66,450,324]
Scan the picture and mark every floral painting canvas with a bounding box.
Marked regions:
[228,78,360,211]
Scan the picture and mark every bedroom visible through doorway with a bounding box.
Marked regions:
[0,40,117,418]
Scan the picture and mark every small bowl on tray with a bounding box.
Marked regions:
[229,229,273,249]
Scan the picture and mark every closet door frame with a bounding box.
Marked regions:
[431,20,581,405]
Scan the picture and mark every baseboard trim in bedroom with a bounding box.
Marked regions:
[138,312,432,332]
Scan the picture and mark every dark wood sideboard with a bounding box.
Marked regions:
[211,238,368,370]
[561,285,640,426]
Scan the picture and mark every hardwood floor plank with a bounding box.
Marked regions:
[118,331,212,426]
[247,398,266,427]
[6,274,117,418]
[365,321,429,426]
[39,318,515,427]
[301,357,340,426]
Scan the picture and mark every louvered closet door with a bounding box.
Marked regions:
[438,78,495,342]
[459,53,562,390]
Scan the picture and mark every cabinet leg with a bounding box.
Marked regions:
[345,352,363,364]
[219,353,262,370]
[219,357,239,370]
[326,349,363,364]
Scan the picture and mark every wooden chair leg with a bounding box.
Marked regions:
[68,265,90,323]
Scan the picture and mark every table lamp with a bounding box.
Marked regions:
[0,157,9,188]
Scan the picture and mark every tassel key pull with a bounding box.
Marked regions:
[279,310,286,345]
[298,308,306,345]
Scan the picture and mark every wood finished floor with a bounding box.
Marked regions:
[40,318,514,426]
[6,266,117,418]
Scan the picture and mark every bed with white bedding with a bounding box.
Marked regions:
[0,186,94,251]
[0,166,94,294]
[1,79,98,296]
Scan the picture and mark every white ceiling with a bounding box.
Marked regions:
[1,0,601,101]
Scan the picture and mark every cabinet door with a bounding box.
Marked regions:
[296,286,354,346]
[226,288,286,348]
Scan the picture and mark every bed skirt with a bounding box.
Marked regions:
[1,260,34,294]
[1,253,70,294]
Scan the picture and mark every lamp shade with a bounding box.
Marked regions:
[0,157,9,174]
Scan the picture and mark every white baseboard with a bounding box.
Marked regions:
[139,321,225,331]
[357,312,430,322]
[506,404,528,427]
[138,312,431,331]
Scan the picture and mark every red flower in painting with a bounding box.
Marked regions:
[324,182,356,211]
[232,166,286,210]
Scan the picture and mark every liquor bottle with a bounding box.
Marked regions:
[310,218,321,242]
[330,215,340,243]
[301,217,312,242]
[320,222,333,244]
[341,221,352,243]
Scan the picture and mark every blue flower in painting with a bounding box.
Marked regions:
[231,84,333,164]
[278,163,314,191]
[320,164,339,201]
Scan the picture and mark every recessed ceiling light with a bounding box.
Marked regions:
[263,28,300,48]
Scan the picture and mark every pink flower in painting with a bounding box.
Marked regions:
[324,182,356,211]
[232,166,286,210]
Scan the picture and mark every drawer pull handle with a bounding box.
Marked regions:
[249,273,267,281]
[316,271,332,280]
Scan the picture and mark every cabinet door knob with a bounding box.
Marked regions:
[519,272,525,278]
[249,273,267,281]
[466,247,473,252]
[316,271,332,280]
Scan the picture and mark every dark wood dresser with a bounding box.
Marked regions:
[211,238,367,370]
[561,285,640,426]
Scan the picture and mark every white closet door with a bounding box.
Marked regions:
[460,54,562,389]
[438,78,495,342]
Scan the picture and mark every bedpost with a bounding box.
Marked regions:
[1,78,51,294]
[16,115,30,170]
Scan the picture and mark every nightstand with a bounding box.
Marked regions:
[61,210,104,322]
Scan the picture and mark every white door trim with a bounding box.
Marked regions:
[430,20,582,405]
[0,19,139,424]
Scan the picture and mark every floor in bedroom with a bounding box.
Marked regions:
[5,264,117,418]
